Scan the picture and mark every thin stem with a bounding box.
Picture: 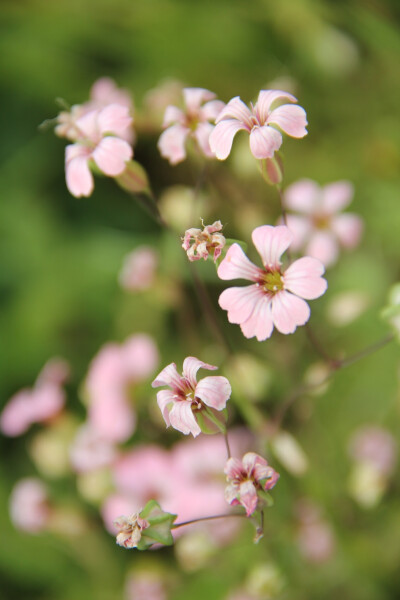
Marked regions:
[335,333,394,370]
[173,512,245,530]
[224,431,232,459]
[305,323,338,366]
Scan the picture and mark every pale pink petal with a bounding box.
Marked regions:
[30,385,64,422]
[156,390,174,426]
[169,401,201,437]
[267,104,308,138]
[225,482,240,506]
[183,88,215,113]
[239,480,258,516]
[331,214,363,248]
[75,109,99,139]
[89,395,135,443]
[201,99,225,121]
[122,334,159,381]
[306,231,339,267]
[219,285,264,325]
[239,294,275,341]
[92,136,132,176]
[195,376,231,410]
[284,179,321,213]
[209,119,249,160]
[249,125,282,159]
[285,215,312,250]
[65,144,93,197]
[256,90,298,123]
[97,104,132,137]
[193,122,214,157]
[218,244,262,282]
[215,97,252,127]
[283,257,327,300]
[157,124,189,165]
[242,452,262,475]
[0,391,33,436]
[271,291,310,334]
[152,363,185,391]
[182,357,217,388]
[252,225,293,269]
[90,78,132,110]
[224,457,244,479]
[162,105,185,127]
[321,181,354,213]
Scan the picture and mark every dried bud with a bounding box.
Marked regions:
[182,220,225,263]
[114,513,150,549]
[114,500,176,550]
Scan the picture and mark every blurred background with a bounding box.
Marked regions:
[1,0,400,599]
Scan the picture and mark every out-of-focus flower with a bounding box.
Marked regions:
[224,452,279,516]
[9,478,50,533]
[158,88,225,164]
[283,179,363,267]
[64,104,133,197]
[152,357,231,437]
[327,290,369,327]
[125,571,167,600]
[296,500,335,564]
[114,501,176,550]
[86,334,159,443]
[1,358,69,437]
[119,246,158,291]
[142,78,184,130]
[69,425,117,472]
[182,220,225,262]
[209,90,307,161]
[114,513,150,549]
[270,430,309,476]
[218,225,327,341]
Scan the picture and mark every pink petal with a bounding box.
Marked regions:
[89,395,135,443]
[157,124,189,165]
[193,122,214,157]
[156,390,174,426]
[239,294,275,341]
[306,231,339,267]
[239,480,259,516]
[271,291,310,334]
[225,482,240,506]
[169,401,201,437]
[242,452,263,475]
[285,215,312,251]
[331,214,363,248]
[97,104,132,137]
[218,244,262,282]
[75,109,99,140]
[195,376,231,410]
[0,391,33,436]
[249,125,282,159]
[321,181,354,213]
[201,99,225,121]
[209,119,249,160]
[162,105,185,127]
[183,87,216,113]
[256,90,298,123]
[219,285,264,325]
[152,363,185,392]
[224,457,244,479]
[267,104,308,138]
[182,357,217,388]
[252,225,293,269]
[65,144,93,197]
[215,97,252,126]
[284,179,321,213]
[283,257,327,300]
[92,137,132,176]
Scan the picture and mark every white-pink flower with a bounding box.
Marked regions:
[209,89,307,161]
[114,513,149,549]
[218,225,327,341]
[158,88,225,165]
[284,179,363,267]
[182,220,225,262]
[151,357,231,437]
[65,103,133,197]
[9,478,50,533]
[224,452,279,516]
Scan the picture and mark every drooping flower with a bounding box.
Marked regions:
[224,452,279,516]
[209,89,307,161]
[218,225,327,341]
[283,179,363,267]
[64,104,133,197]
[158,88,225,165]
[114,513,150,549]
[182,220,226,262]
[151,357,231,437]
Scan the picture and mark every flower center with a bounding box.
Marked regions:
[261,269,284,293]
[312,213,331,230]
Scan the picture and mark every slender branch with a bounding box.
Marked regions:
[173,512,245,530]
[305,323,338,366]
[335,333,394,370]
[224,431,232,459]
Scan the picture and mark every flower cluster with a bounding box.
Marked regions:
[182,220,226,262]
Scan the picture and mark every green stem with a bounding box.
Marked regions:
[173,512,246,530]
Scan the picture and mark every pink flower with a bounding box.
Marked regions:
[151,357,231,437]
[348,425,397,476]
[209,89,307,160]
[114,513,150,549]
[218,225,327,341]
[284,179,363,267]
[119,246,158,291]
[69,425,117,473]
[9,478,50,533]
[65,103,133,197]
[224,452,279,516]
[158,88,225,164]
[182,220,226,262]
[1,359,68,437]
[125,572,167,600]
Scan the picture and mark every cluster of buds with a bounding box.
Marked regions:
[182,220,226,263]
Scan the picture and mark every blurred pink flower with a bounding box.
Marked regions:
[1,358,69,437]
[284,179,363,267]
[69,425,117,472]
[152,357,231,437]
[224,452,279,516]
[296,500,335,564]
[86,334,159,443]
[348,425,397,476]
[182,220,225,262]
[125,572,167,600]
[158,87,225,164]
[90,77,133,111]
[65,104,133,197]
[218,225,327,341]
[119,246,158,291]
[9,478,50,533]
[114,513,149,549]
[209,90,307,160]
